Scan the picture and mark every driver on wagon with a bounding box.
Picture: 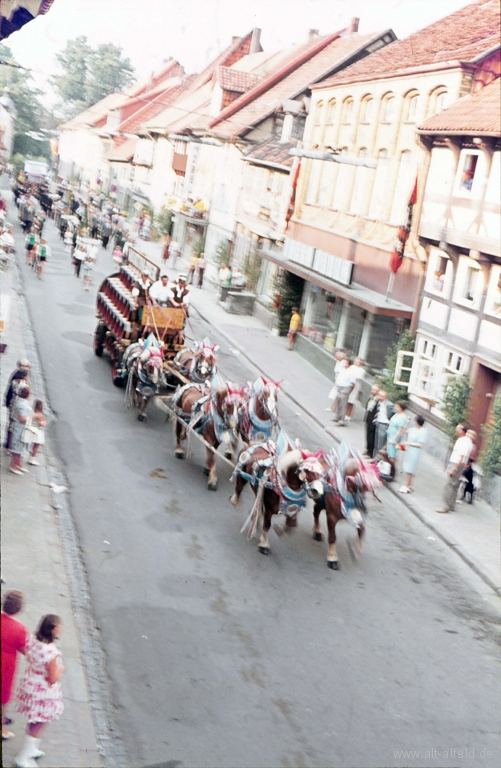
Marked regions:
[148,271,171,307]
[168,274,190,312]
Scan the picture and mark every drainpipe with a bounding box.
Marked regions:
[409,133,433,335]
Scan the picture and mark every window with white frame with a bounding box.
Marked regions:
[360,97,373,123]
[342,98,354,124]
[306,160,322,204]
[453,256,484,307]
[406,93,419,122]
[457,152,479,194]
[389,150,417,224]
[368,149,389,220]
[314,101,324,126]
[348,149,369,214]
[381,95,395,123]
[414,337,438,398]
[439,350,467,401]
[425,248,453,297]
[484,265,501,318]
[326,99,336,126]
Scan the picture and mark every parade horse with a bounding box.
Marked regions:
[231,439,325,555]
[312,443,381,569]
[172,339,218,385]
[236,376,281,447]
[123,334,165,421]
[172,375,246,490]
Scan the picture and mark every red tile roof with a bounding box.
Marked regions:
[218,67,263,93]
[209,31,393,139]
[58,93,130,131]
[316,0,500,88]
[118,79,188,134]
[106,137,137,163]
[418,77,501,135]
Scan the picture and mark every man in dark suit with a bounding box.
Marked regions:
[363,384,380,457]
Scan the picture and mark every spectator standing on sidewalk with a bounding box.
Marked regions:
[4,361,30,451]
[101,217,112,250]
[2,591,29,741]
[187,253,199,284]
[15,615,64,768]
[331,360,358,426]
[161,236,171,265]
[8,385,33,475]
[345,358,365,421]
[28,399,47,466]
[197,253,206,288]
[36,239,50,280]
[436,424,473,514]
[386,401,409,480]
[327,351,348,412]
[374,390,395,455]
[363,384,380,457]
[72,243,85,278]
[287,307,301,351]
[399,414,428,493]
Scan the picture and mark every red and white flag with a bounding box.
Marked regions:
[285,158,301,232]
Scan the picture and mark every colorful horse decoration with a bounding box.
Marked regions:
[231,439,325,555]
[172,375,246,490]
[237,376,281,444]
[123,334,165,421]
[172,338,218,385]
[312,442,381,569]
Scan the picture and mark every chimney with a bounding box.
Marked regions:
[250,27,262,53]
[348,17,359,34]
[308,29,319,40]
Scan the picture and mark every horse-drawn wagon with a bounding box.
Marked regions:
[93,247,185,388]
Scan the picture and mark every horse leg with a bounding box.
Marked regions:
[274,513,297,538]
[206,440,219,491]
[312,502,323,541]
[325,506,339,570]
[175,420,186,459]
[258,525,271,555]
[258,494,276,555]
[348,523,366,562]
[137,394,147,421]
[230,474,247,506]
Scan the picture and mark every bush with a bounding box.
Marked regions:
[214,239,231,268]
[480,396,501,477]
[155,206,173,237]
[440,372,472,443]
[376,328,415,403]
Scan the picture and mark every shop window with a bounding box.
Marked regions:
[342,98,354,124]
[381,96,395,123]
[360,97,373,123]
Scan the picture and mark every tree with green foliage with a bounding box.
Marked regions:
[441,372,472,443]
[480,396,501,477]
[50,37,135,119]
[155,207,173,237]
[276,271,304,336]
[0,43,50,159]
[376,328,415,403]
[214,239,231,268]
[241,249,262,292]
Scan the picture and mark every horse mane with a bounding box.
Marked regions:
[276,449,302,475]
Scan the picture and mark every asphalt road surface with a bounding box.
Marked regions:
[10,203,501,768]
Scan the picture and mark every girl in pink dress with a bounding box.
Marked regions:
[15,615,64,768]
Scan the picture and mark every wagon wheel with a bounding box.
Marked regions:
[94,322,107,357]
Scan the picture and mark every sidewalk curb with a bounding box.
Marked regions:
[193,304,501,598]
[12,257,128,767]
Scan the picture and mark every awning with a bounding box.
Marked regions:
[258,248,413,318]
[175,211,208,227]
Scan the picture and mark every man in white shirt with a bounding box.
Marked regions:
[437,424,473,513]
[331,362,358,426]
[374,390,396,454]
[148,273,172,307]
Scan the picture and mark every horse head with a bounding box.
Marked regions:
[254,376,281,422]
[298,449,326,501]
[196,341,218,381]
[140,345,163,385]
[221,383,247,431]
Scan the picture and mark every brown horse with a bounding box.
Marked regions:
[173,378,245,490]
[231,443,325,555]
[172,339,218,385]
[237,376,281,444]
[123,336,165,421]
[312,446,381,569]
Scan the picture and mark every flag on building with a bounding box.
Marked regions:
[389,179,418,274]
[285,159,301,232]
